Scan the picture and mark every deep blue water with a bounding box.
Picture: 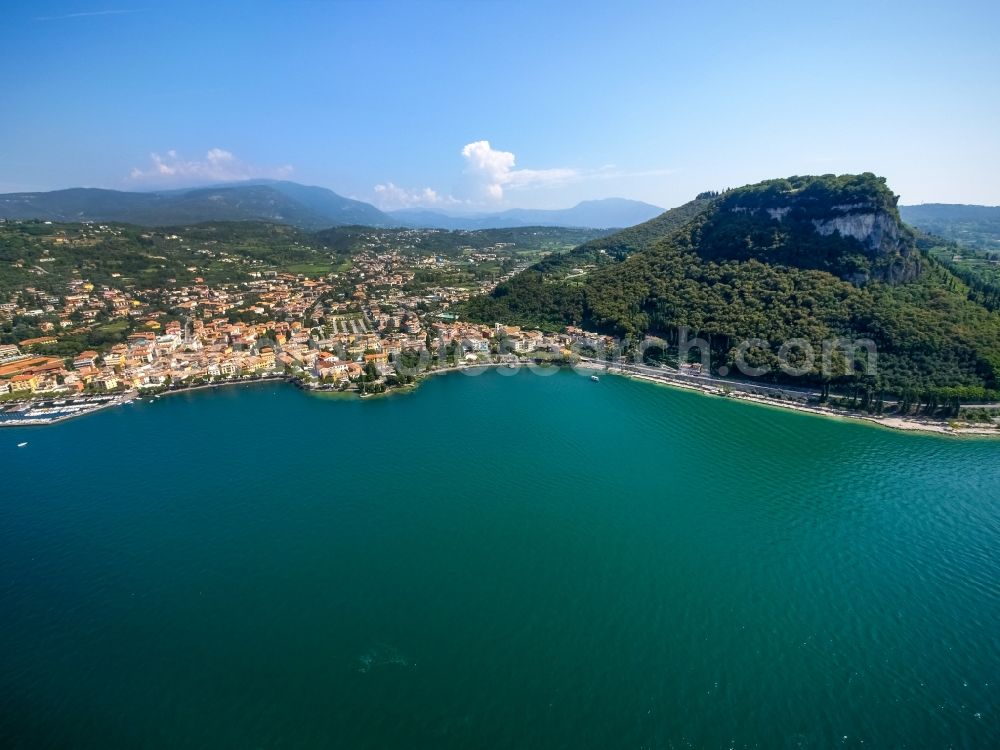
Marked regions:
[2,369,999,748]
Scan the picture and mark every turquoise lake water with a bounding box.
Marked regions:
[2,368,999,748]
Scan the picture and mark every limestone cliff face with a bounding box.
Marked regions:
[812,210,898,253]
[722,189,920,285]
[811,207,919,284]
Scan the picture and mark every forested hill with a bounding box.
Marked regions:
[0,182,397,230]
[533,195,715,271]
[463,173,1000,395]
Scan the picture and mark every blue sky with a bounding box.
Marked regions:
[2,0,998,210]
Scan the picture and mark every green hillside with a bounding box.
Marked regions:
[0,220,604,297]
[463,174,1000,397]
[0,182,397,230]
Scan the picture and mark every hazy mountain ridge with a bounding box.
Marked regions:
[0,182,398,230]
[0,183,663,231]
[388,198,664,230]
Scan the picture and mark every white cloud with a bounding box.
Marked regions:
[461,140,577,201]
[371,140,676,210]
[128,149,293,184]
[371,140,583,209]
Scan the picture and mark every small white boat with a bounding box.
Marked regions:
[17,442,28,448]
[591,375,599,382]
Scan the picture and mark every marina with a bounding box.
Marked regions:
[0,392,134,427]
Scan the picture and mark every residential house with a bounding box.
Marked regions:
[74,350,100,370]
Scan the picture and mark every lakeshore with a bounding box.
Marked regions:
[579,361,1000,437]
[4,355,1000,436]
[3,218,997,439]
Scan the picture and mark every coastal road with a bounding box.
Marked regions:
[578,357,824,401]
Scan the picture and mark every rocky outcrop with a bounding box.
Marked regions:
[721,176,920,285]
[811,209,919,283]
[812,211,898,252]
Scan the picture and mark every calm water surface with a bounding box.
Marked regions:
[2,369,999,748]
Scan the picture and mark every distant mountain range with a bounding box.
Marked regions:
[0,181,396,230]
[6,182,1000,241]
[388,198,664,230]
[0,182,664,231]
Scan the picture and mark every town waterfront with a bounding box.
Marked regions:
[2,369,999,748]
